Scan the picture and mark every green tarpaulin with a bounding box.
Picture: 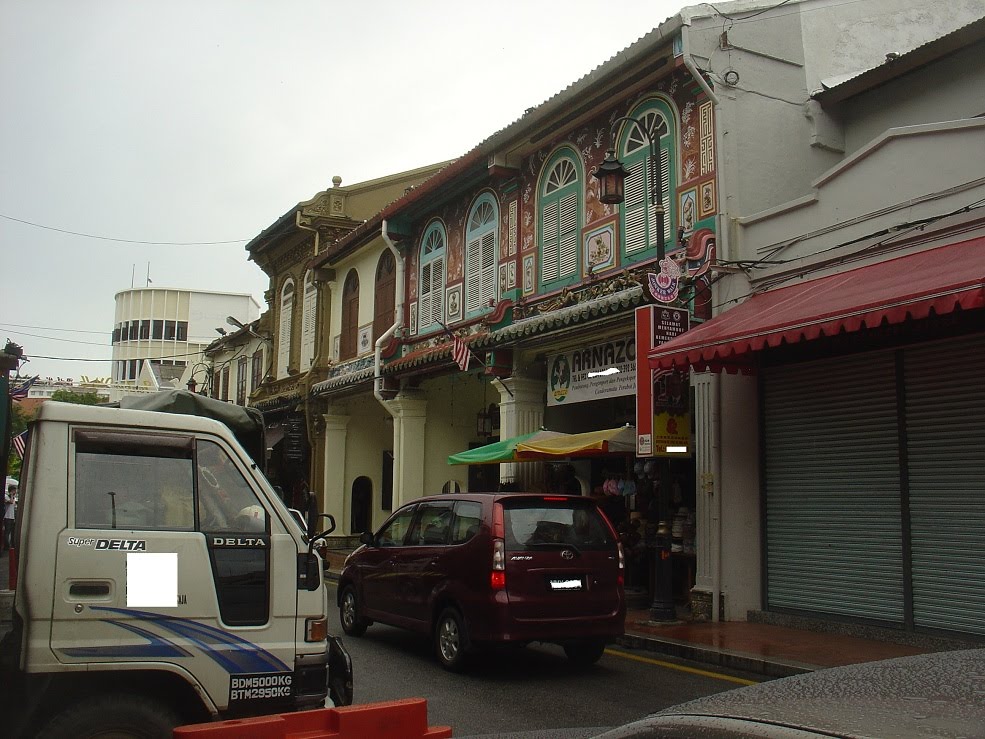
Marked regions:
[447,430,563,465]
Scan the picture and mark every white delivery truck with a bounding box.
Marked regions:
[0,398,353,738]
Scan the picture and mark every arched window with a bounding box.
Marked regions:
[340,269,359,360]
[276,278,294,379]
[538,148,582,290]
[300,270,317,371]
[418,222,446,333]
[618,100,676,263]
[374,250,396,341]
[465,193,499,317]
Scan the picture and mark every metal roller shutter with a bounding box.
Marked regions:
[905,335,985,635]
[763,352,904,622]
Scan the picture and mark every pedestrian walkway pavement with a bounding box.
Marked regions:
[617,604,976,678]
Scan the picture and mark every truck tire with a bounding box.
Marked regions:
[37,693,180,739]
[339,585,368,637]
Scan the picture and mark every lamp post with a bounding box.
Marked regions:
[595,118,678,622]
[592,115,667,264]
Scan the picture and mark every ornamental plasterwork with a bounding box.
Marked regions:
[272,241,315,272]
[513,268,646,320]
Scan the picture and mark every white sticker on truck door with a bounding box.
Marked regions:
[126,552,177,607]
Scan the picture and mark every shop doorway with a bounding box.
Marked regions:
[350,476,372,534]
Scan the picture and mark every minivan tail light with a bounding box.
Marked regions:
[491,539,506,590]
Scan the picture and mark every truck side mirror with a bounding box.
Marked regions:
[306,491,319,540]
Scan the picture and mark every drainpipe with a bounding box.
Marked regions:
[680,20,729,265]
[711,373,723,622]
[682,19,726,620]
[374,219,404,416]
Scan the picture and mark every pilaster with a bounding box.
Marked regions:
[321,408,350,531]
[494,376,545,489]
[386,390,428,509]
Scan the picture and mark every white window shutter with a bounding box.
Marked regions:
[542,199,559,282]
[300,274,317,369]
[481,231,496,305]
[466,237,482,313]
[558,192,578,278]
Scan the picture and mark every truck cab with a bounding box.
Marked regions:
[1,401,352,738]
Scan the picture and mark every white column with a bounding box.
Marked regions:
[387,390,427,509]
[494,376,544,490]
[321,408,350,532]
[691,372,721,617]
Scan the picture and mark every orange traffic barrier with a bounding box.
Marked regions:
[173,698,452,738]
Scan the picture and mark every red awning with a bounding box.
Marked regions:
[649,236,985,372]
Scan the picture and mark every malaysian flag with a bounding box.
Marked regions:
[12,430,27,460]
[10,376,37,401]
[451,335,471,372]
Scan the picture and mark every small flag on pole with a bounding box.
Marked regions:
[451,335,471,372]
[10,376,37,401]
[12,430,27,460]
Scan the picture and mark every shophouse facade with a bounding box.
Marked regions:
[245,166,448,505]
[647,13,985,637]
[294,0,984,623]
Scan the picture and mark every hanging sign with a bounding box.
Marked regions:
[547,335,635,406]
[646,257,682,304]
[635,305,689,456]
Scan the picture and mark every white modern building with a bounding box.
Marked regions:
[111,287,260,386]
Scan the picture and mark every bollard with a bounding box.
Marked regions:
[8,546,15,590]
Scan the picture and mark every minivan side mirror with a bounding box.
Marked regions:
[359,531,374,546]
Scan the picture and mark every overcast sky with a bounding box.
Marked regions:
[0,0,686,382]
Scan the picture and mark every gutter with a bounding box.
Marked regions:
[373,219,404,418]
[680,17,728,265]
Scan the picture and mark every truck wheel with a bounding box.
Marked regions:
[434,607,470,672]
[38,693,179,739]
[339,585,368,637]
[563,638,607,667]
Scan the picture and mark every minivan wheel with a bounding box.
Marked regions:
[339,585,368,637]
[434,607,469,671]
[564,639,607,667]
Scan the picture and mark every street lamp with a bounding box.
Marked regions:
[592,115,667,263]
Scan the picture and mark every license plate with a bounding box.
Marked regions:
[549,578,583,591]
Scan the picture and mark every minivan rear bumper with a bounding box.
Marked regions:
[467,592,626,644]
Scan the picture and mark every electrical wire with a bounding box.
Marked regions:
[0,213,250,246]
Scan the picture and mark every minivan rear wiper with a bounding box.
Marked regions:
[525,541,581,555]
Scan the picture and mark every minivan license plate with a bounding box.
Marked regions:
[549,578,583,591]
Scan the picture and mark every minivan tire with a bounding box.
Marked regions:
[564,638,607,667]
[434,607,470,672]
[339,585,369,637]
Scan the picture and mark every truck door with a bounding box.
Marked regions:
[51,430,297,714]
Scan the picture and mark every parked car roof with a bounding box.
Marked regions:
[593,648,985,739]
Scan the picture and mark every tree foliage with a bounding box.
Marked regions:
[50,390,104,405]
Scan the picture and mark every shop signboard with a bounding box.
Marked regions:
[546,335,635,407]
[635,305,690,456]
[283,414,306,463]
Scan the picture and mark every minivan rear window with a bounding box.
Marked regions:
[502,499,615,552]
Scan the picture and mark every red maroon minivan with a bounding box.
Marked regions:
[337,493,625,670]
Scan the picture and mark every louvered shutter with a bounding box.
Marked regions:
[481,232,496,306]
[300,275,316,370]
[277,289,293,379]
[419,262,432,330]
[624,160,647,254]
[429,257,444,326]
[466,237,482,313]
[558,192,578,278]
[542,200,559,282]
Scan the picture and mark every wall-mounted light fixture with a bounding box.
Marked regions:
[592,115,667,263]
